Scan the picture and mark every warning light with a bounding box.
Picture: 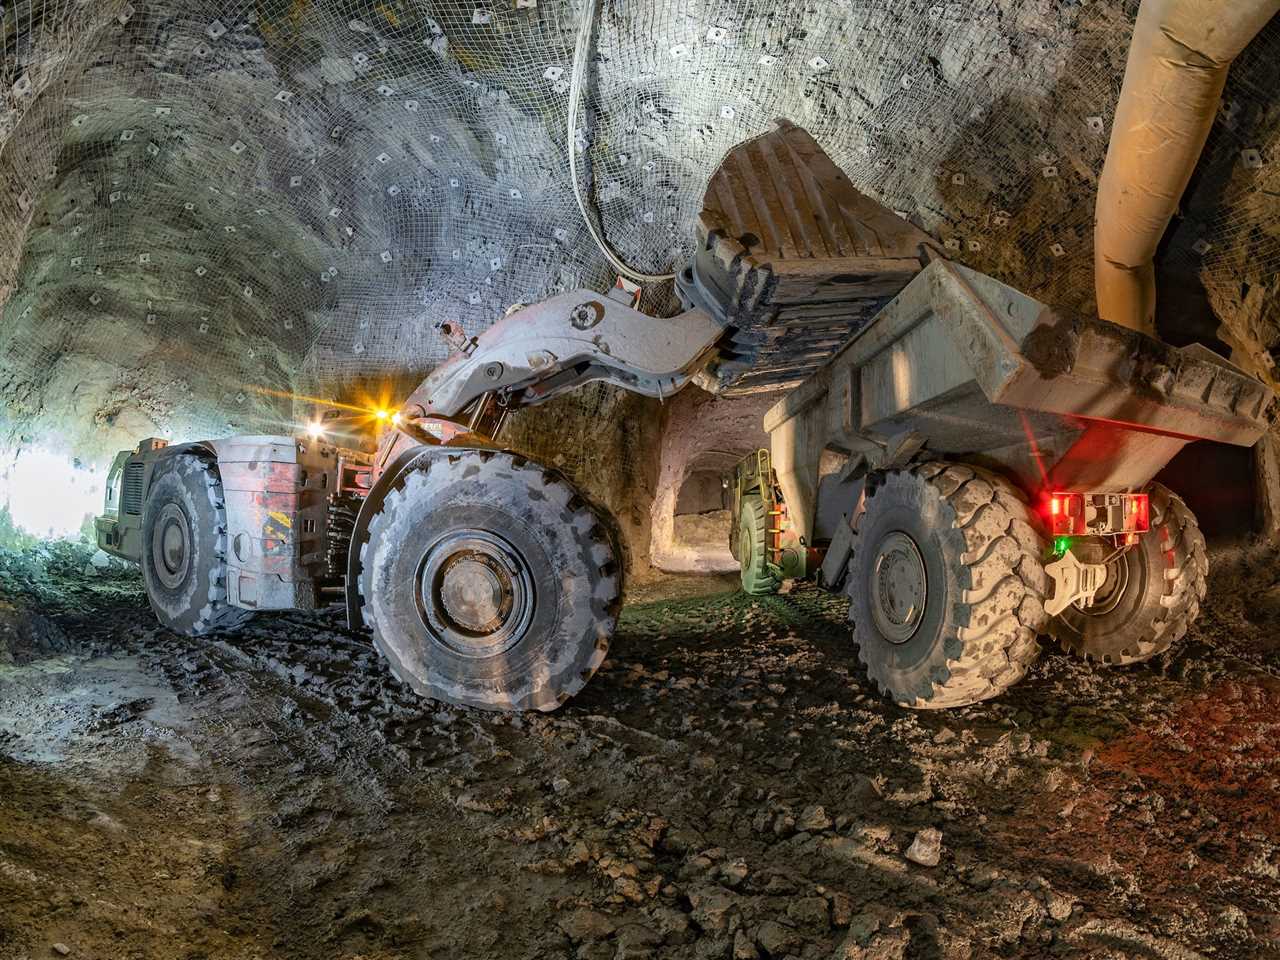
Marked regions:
[1047,492,1084,536]
[1047,491,1150,538]
[375,408,389,422]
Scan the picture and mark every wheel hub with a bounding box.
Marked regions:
[870,530,927,643]
[438,553,512,634]
[416,531,534,659]
[151,503,191,590]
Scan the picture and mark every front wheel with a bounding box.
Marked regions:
[358,450,621,711]
[847,462,1049,709]
[1049,483,1207,664]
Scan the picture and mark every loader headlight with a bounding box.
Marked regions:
[305,421,325,441]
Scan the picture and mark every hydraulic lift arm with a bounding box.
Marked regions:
[399,285,725,433]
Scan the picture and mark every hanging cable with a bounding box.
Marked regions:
[567,0,677,284]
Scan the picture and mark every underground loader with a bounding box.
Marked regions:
[97,120,1274,712]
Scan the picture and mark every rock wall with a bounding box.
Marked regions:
[501,383,664,574]
[649,386,779,573]
[0,1,1277,466]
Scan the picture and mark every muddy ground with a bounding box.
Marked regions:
[1,542,1279,960]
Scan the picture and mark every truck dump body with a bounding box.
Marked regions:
[763,259,1273,544]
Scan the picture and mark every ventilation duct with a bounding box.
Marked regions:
[1093,0,1280,335]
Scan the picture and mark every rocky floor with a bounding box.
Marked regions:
[1,543,1279,960]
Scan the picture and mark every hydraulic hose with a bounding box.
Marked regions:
[567,0,677,284]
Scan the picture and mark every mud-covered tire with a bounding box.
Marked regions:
[1049,483,1207,665]
[140,454,253,636]
[846,462,1049,709]
[358,450,622,712]
[737,494,780,596]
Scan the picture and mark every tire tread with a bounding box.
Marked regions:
[848,461,1047,709]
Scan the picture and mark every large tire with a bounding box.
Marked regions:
[140,454,252,636]
[737,494,780,596]
[358,450,621,711]
[846,462,1048,709]
[1049,483,1207,665]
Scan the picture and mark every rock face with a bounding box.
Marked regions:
[649,387,778,573]
[0,2,1277,468]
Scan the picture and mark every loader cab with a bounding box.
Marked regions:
[100,450,128,521]
[96,437,168,560]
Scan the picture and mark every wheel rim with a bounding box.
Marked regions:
[870,530,927,643]
[415,530,535,659]
[151,502,191,590]
[739,519,754,571]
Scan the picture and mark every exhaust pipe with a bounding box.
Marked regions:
[1094,0,1280,335]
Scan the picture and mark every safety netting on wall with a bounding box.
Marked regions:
[0,0,1276,457]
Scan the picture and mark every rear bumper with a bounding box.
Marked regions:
[94,516,136,563]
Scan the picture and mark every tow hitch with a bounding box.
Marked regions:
[1044,550,1109,617]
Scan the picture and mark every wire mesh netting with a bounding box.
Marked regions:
[0,0,1276,456]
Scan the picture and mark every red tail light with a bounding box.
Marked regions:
[1134,494,1149,530]
[1048,492,1149,537]
[1048,492,1084,536]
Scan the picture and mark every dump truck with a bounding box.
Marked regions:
[96,120,1274,712]
[727,260,1273,707]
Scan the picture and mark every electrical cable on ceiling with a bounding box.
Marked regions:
[567,0,677,285]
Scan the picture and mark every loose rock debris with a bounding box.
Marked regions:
[0,544,1278,960]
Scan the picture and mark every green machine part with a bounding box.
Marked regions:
[730,448,808,582]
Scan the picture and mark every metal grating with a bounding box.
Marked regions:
[0,2,1276,453]
[121,461,145,516]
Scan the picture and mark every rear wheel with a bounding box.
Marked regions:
[358,450,621,711]
[847,462,1048,708]
[1049,483,1206,664]
[141,455,252,636]
[737,494,780,596]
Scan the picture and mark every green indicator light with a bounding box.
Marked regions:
[1052,536,1072,558]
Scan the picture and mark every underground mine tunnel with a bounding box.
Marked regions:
[3,0,1280,957]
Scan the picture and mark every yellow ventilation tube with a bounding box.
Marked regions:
[1094,0,1280,335]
